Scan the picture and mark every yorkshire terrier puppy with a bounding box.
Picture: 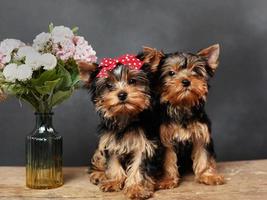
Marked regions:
[78,54,158,199]
[139,45,225,189]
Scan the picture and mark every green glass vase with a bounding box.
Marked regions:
[26,112,63,189]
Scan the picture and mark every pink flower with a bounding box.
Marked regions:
[53,39,75,61]
[52,35,97,63]
[0,52,9,69]
[73,36,97,63]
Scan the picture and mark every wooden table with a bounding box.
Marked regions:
[0,160,266,200]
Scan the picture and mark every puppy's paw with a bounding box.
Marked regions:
[89,171,107,185]
[197,173,225,185]
[156,177,179,190]
[124,184,153,200]
[100,179,124,192]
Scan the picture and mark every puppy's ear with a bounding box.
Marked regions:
[0,88,7,102]
[197,44,220,73]
[78,61,98,87]
[140,46,164,73]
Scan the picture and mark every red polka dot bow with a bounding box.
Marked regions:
[97,54,144,78]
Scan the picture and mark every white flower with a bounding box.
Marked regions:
[16,64,33,81]
[3,63,18,82]
[25,52,57,71]
[3,63,33,82]
[51,26,74,43]
[0,39,25,54]
[0,39,25,64]
[40,53,57,70]
[17,46,37,60]
[25,52,42,70]
[33,32,51,51]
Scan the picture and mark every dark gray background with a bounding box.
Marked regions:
[0,0,266,166]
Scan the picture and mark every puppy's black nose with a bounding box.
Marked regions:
[182,79,191,87]
[118,91,128,101]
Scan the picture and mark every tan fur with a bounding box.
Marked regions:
[157,124,180,189]
[156,146,179,189]
[159,123,177,147]
[77,61,98,85]
[124,183,154,200]
[142,46,164,73]
[100,179,125,192]
[95,70,150,119]
[0,89,6,102]
[96,85,150,118]
[100,155,126,192]
[98,129,155,157]
[95,129,156,197]
[125,150,144,186]
[158,44,223,188]
[161,55,207,75]
[159,121,224,188]
[106,155,126,180]
[197,44,220,72]
[89,149,107,185]
[89,63,155,198]
[192,143,224,185]
[157,122,224,189]
[123,148,154,198]
[90,149,106,171]
[163,147,179,178]
[160,71,208,107]
[159,54,210,107]
[160,122,211,145]
[197,172,225,185]
[89,170,107,185]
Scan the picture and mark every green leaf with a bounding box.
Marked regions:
[7,84,29,95]
[35,78,61,95]
[71,74,81,87]
[72,26,79,34]
[31,69,59,86]
[70,65,80,86]
[56,65,72,89]
[0,71,4,79]
[20,94,39,111]
[62,58,80,86]
[50,90,73,107]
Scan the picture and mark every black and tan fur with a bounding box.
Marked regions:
[139,45,225,189]
[0,88,6,101]
[78,60,158,199]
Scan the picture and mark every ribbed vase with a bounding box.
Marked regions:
[26,113,63,189]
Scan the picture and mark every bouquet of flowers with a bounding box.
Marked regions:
[0,24,97,112]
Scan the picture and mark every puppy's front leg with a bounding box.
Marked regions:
[89,149,107,185]
[100,154,126,192]
[192,141,224,185]
[157,124,179,189]
[124,151,154,200]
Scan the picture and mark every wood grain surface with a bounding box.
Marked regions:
[0,160,266,200]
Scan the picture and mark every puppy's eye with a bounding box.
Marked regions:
[106,82,113,89]
[168,71,176,76]
[128,78,137,85]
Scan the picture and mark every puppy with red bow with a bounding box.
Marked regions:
[79,53,160,199]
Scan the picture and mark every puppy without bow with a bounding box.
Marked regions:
[79,54,158,199]
[141,45,225,189]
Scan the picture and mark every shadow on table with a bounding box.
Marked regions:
[64,171,79,184]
